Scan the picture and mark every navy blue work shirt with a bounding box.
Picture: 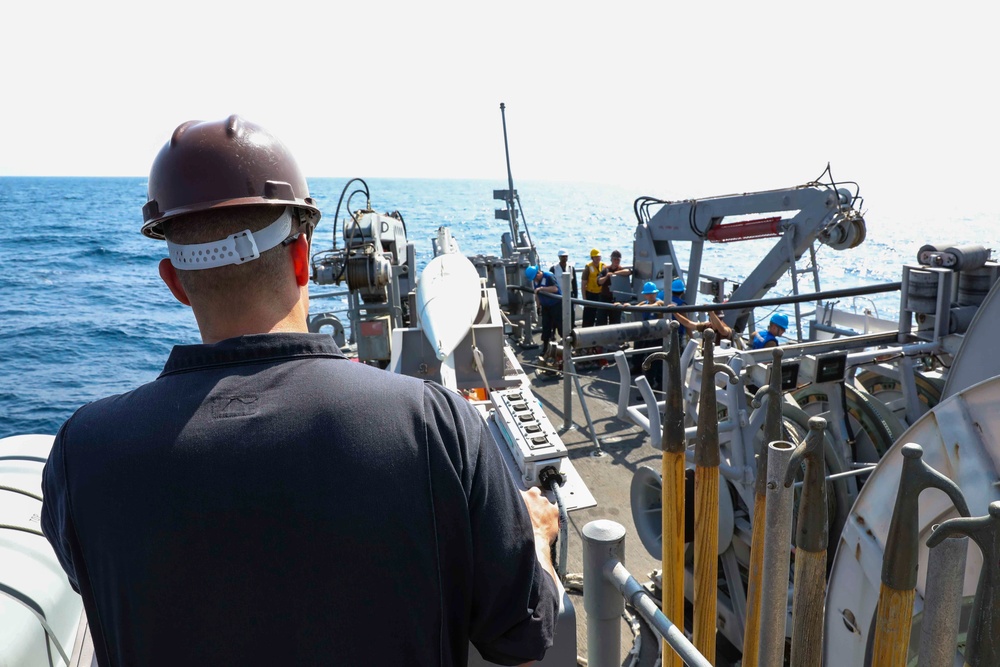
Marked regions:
[41,333,557,667]
[535,271,561,307]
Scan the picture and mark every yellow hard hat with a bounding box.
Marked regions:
[590,248,602,258]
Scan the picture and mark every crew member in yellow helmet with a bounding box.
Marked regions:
[580,248,606,328]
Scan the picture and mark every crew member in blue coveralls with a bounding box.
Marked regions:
[663,277,689,340]
[625,281,665,389]
[41,115,559,667]
[527,265,562,358]
[752,312,788,349]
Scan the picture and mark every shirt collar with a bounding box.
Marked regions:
[160,333,347,376]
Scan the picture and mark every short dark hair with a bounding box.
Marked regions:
[163,205,304,306]
[611,250,622,258]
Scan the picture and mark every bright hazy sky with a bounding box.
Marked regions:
[4,2,997,215]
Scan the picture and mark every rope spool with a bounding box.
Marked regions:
[958,267,995,306]
[917,243,950,265]
[917,244,990,271]
[944,245,990,272]
[906,269,941,314]
[346,254,390,292]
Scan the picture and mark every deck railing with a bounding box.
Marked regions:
[582,519,711,667]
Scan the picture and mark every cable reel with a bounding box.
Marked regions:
[345,245,392,293]
[819,210,867,251]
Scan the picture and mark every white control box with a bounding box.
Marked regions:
[489,387,567,487]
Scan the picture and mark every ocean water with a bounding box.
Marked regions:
[1,176,994,438]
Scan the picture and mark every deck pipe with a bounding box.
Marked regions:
[741,348,783,667]
[786,417,829,667]
[515,279,901,319]
[927,501,1000,667]
[560,272,574,430]
[872,444,970,667]
[692,329,738,664]
[582,520,626,667]
[567,318,675,350]
[639,320,684,667]
[917,530,968,667]
[756,439,797,667]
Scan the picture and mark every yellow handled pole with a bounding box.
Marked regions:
[693,464,718,664]
[692,330,737,664]
[871,585,915,667]
[873,444,970,667]
[740,494,767,667]
[642,321,686,667]
[741,348,783,667]
[787,417,829,667]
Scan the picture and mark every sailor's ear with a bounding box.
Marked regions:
[158,258,191,306]
[290,233,310,288]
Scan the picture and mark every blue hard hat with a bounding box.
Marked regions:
[770,313,789,329]
[642,281,658,295]
[525,266,539,281]
[657,290,665,300]
[671,278,685,293]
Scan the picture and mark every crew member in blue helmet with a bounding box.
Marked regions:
[527,265,563,358]
[663,277,690,340]
[663,278,741,347]
[669,278,686,305]
[625,281,665,388]
[752,312,788,349]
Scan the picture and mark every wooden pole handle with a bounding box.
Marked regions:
[871,583,915,667]
[694,464,719,665]
[790,549,827,666]
[662,450,685,667]
[740,492,768,667]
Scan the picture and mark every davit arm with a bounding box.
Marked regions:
[635,183,866,332]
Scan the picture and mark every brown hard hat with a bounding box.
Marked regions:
[141,115,321,239]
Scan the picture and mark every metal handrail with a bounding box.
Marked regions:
[583,520,711,667]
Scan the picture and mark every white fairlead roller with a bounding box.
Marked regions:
[166,207,294,270]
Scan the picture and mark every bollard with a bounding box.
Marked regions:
[742,348,783,667]
[692,329,738,664]
[757,439,796,667]
[927,501,1000,667]
[583,520,626,667]
[872,444,970,667]
[641,321,684,667]
[917,530,968,667]
[786,417,828,667]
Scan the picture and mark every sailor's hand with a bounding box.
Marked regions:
[520,487,558,546]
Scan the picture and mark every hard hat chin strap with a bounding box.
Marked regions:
[166,208,294,270]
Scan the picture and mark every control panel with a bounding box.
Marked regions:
[489,387,567,487]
